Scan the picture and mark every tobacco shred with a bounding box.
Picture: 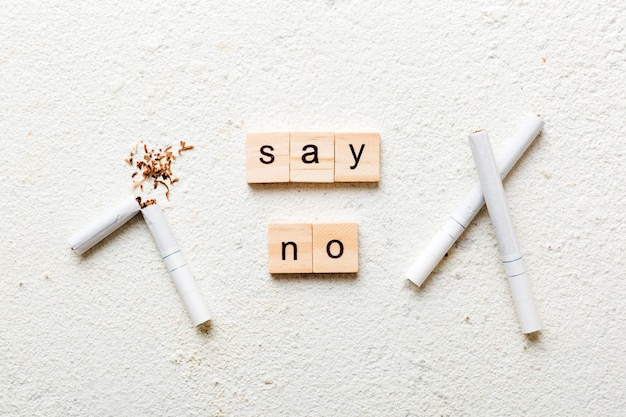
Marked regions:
[127,140,193,200]
[178,140,194,155]
[138,198,157,208]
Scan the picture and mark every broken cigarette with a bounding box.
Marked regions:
[141,203,211,326]
[68,196,141,255]
[469,129,541,334]
[405,113,544,287]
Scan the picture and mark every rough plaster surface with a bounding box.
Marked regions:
[1,1,625,416]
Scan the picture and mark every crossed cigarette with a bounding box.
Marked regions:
[406,113,543,334]
[69,197,211,326]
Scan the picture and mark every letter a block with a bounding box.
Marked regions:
[312,223,359,273]
[334,133,380,182]
[289,132,335,183]
[268,224,313,273]
[246,133,290,183]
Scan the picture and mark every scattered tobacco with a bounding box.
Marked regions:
[127,140,193,200]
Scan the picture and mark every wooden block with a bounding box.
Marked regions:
[268,224,313,273]
[247,132,290,183]
[312,223,359,273]
[289,132,335,183]
[334,133,380,182]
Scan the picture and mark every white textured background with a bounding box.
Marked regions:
[1,1,625,416]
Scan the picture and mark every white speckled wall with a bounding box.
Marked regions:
[1,1,625,416]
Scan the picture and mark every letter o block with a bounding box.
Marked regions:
[312,223,359,273]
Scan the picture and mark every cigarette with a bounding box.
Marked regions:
[405,114,543,287]
[141,203,211,326]
[68,196,141,255]
[469,129,541,334]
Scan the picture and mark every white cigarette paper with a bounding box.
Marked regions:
[406,114,544,287]
[469,130,541,334]
[69,196,141,255]
[141,204,211,326]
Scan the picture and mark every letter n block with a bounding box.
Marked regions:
[334,133,380,182]
[312,223,359,273]
[289,132,335,183]
[247,132,290,183]
[268,224,313,273]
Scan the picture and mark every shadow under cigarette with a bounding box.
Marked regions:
[524,329,542,344]
[196,320,212,336]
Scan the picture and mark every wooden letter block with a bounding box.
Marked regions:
[268,224,313,273]
[247,132,290,183]
[334,133,380,182]
[312,223,359,273]
[289,132,335,183]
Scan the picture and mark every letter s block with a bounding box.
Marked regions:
[247,132,290,183]
[268,224,313,273]
[312,223,359,273]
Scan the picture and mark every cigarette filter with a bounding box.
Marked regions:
[141,204,211,326]
[406,114,543,287]
[69,196,141,255]
[469,129,541,334]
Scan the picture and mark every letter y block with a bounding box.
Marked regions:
[334,133,380,182]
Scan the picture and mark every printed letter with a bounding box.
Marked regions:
[349,144,365,170]
[326,239,344,259]
[301,145,319,164]
[260,145,275,164]
[282,241,298,261]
